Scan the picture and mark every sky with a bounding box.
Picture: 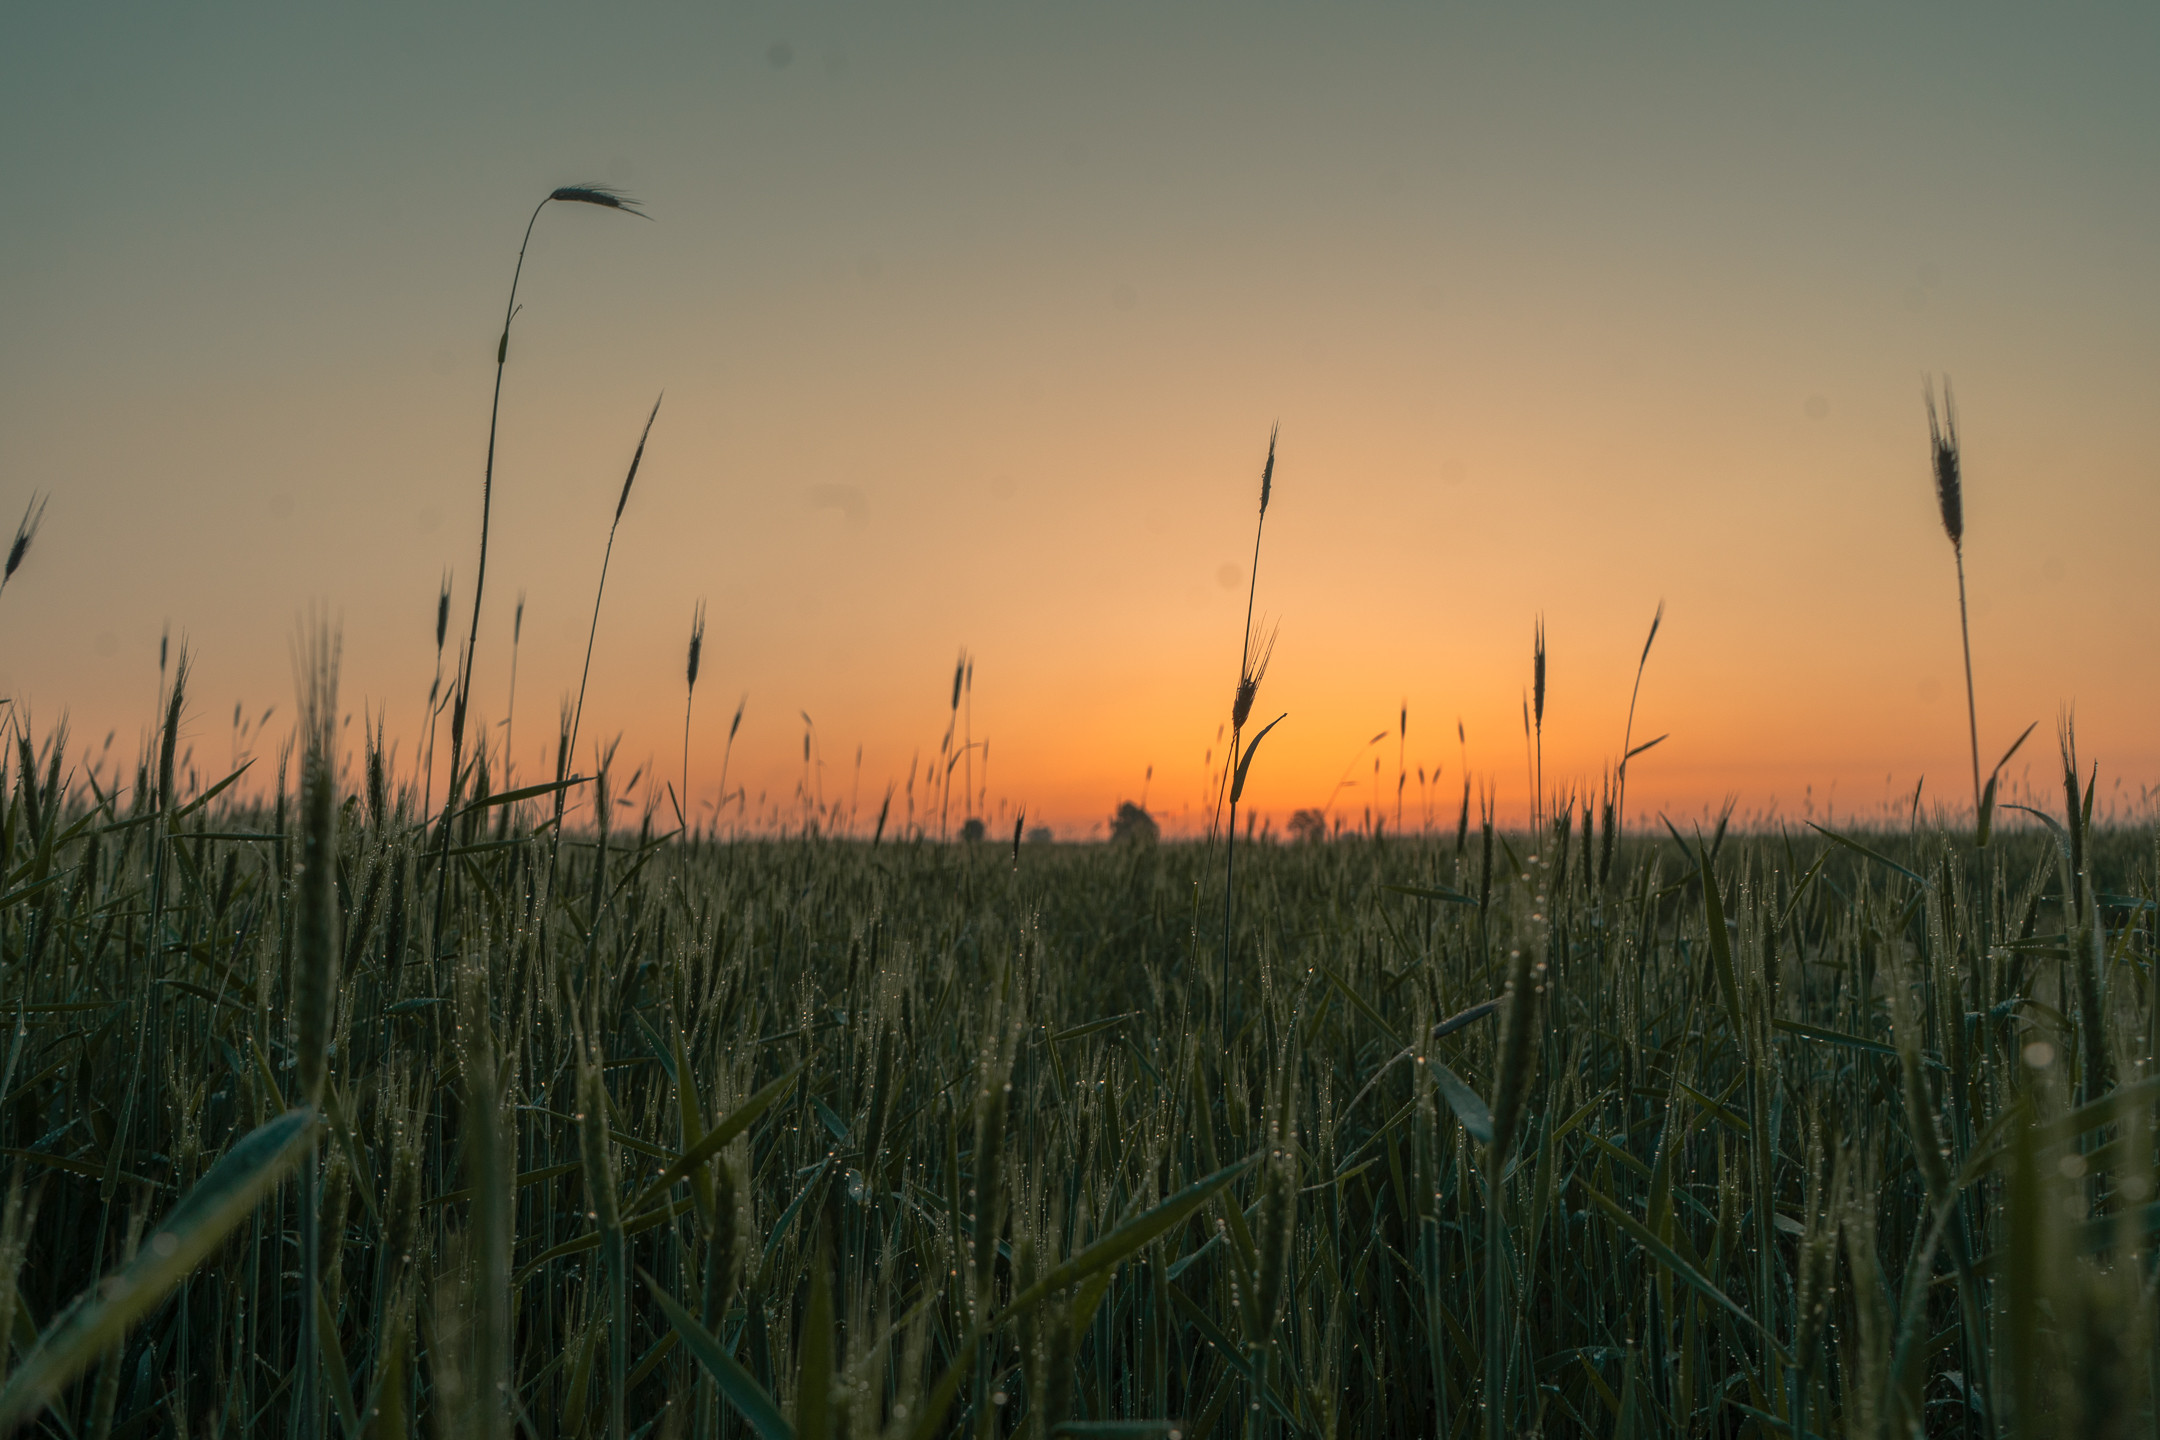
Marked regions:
[3,5,2156,836]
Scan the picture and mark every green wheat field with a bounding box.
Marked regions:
[2,190,2156,1440]
[0,694,2153,1438]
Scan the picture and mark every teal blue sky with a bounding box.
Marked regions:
[4,6,2156,832]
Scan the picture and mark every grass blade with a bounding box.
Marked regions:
[630,1064,802,1213]
[1429,1060,1495,1146]
[0,1108,320,1430]
[645,1273,794,1440]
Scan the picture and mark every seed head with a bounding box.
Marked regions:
[2,493,46,593]
[686,600,706,692]
[513,591,525,644]
[1925,377,1962,550]
[615,394,663,523]
[1231,622,1277,731]
[1532,616,1547,730]
[1258,424,1277,516]
[435,575,451,653]
[549,185,649,219]
[951,652,966,711]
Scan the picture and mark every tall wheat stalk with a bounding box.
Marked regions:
[1531,618,1546,828]
[680,600,704,833]
[1611,600,1664,873]
[502,591,525,787]
[1221,427,1277,1046]
[1925,379,1984,838]
[292,616,340,1440]
[545,396,660,889]
[437,186,645,916]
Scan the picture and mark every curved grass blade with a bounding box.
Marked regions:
[1229,713,1285,805]
[1976,721,2038,847]
[906,1156,1259,1440]
[0,1107,320,1431]
[1383,883,1478,906]
[1006,1154,1258,1317]
[1432,1000,1500,1040]
[513,1197,693,1287]
[1037,1013,1139,1047]
[1772,1018,1898,1061]
[1695,830,1746,1049]
[452,774,589,820]
[630,1064,801,1213]
[645,1273,793,1440]
[1585,1185,1788,1361]
[1428,1060,1494,1146]
[1805,822,1926,886]
[1322,965,1402,1047]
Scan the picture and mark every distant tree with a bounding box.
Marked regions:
[1287,809,1327,844]
[1110,802,1159,846]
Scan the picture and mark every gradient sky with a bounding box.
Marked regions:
[4,5,2156,835]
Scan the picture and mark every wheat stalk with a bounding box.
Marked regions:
[1925,377,1987,843]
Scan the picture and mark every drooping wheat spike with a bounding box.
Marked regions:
[0,493,46,599]
[1926,377,1985,840]
[452,184,644,902]
[549,185,650,216]
[458,182,646,698]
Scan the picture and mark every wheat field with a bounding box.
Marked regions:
[0,679,2153,1438]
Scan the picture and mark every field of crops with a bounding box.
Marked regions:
[0,677,2153,1440]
